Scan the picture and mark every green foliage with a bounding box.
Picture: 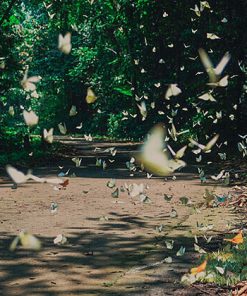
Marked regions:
[0,0,247,156]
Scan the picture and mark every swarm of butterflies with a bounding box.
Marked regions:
[4,2,247,291]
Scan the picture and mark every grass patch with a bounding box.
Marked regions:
[182,232,247,286]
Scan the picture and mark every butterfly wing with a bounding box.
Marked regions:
[214,52,231,76]
[204,134,219,151]
[6,165,28,184]
[198,48,216,83]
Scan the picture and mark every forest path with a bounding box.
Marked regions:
[0,137,240,295]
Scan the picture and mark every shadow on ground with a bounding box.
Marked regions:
[0,225,228,296]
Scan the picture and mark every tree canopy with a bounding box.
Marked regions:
[0,0,246,161]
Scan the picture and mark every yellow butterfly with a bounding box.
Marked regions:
[85,87,97,103]
[10,230,41,251]
[136,124,186,176]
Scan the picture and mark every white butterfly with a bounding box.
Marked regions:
[21,68,41,91]
[72,157,82,167]
[69,105,77,116]
[84,134,92,141]
[23,110,39,126]
[200,1,210,10]
[198,92,216,102]
[190,4,201,17]
[6,165,63,185]
[43,128,54,143]
[167,145,187,159]
[207,33,220,40]
[189,134,219,153]
[76,122,83,129]
[198,48,231,84]
[137,101,147,121]
[165,84,181,99]
[58,32,72,54]
[58,122,67,134]
[207,75,229,87]
[211,170,225,180]
[168,123,189,141]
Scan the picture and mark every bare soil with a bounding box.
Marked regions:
[0,137,240,295]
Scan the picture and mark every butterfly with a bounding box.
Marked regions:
[23,110,39,126]
[84,134,93,141]
[137,101,147,121]
[21,68,41,91]
[76,122,83,129]
[129,183,145,198]
[168,123,189,141]
[107,179,116,188]
[165,84,181,99]
[8,106,14,116]
[200,1,210,10]
[224,230,243,244]
[194,243,207,254]
[211,170,225,180]
[58,32,72,54]
[111,187,119,198]
[136,124,186,176]
[176,246,186,256]
[69,105,77,116]
[165,240,174,249]
[190,260,207,274]
[9,230,41,251]
[189,134,219,153]
[72,157,82,167]
[43,128,54,143]
[218,152,227,160]
[85,87,97,103]
[167,145,187,159]
[207,75,229,88]
[198,92,216,102]
[207,33,220,40]
[58,122,67,134]
[6,165,32,184]
[190,4,201,17]
[198,48,231,85]
[54,234,67,245]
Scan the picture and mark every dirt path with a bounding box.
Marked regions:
[0,137,240,295]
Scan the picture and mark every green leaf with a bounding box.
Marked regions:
[113,87,132,97]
